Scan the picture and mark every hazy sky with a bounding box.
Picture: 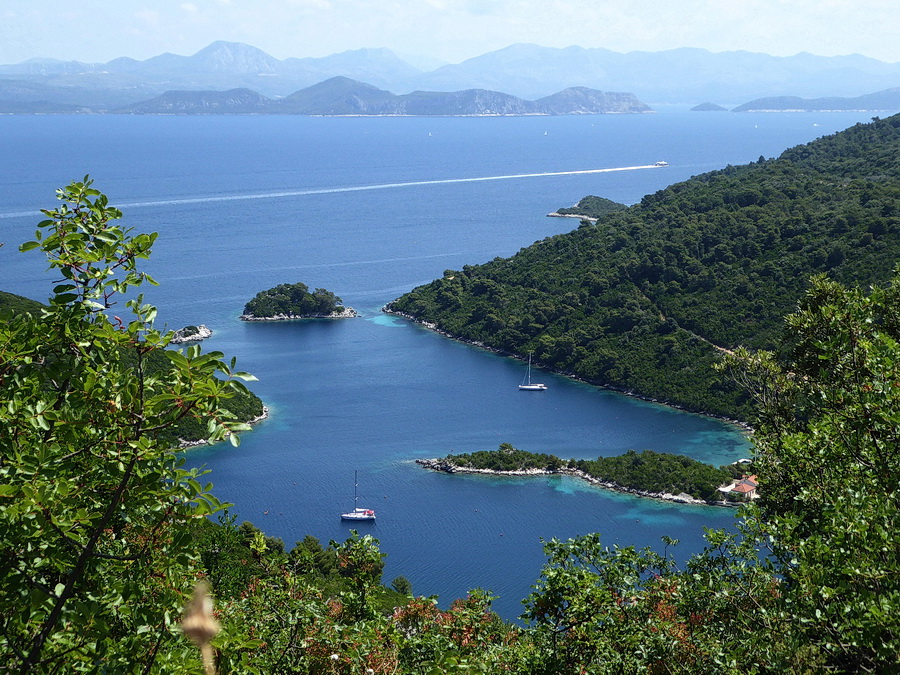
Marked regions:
[1,0,897,66]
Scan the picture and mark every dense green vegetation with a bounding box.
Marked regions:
[1,179,258,671]
[183,515,508,673]
[242,281,346,318]
[0,290,43,314]
[574,450,737,501]
[137,346,264,446]
[442,442,565,472]
[389,114,900,419]
[191,516,410,616]
[438,442,739,501]
[554,194,628,219]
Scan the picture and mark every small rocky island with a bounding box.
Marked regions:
[548,195,629,221]
[417,443,753,506]
[170,324,213,343]
[240,281,357,321]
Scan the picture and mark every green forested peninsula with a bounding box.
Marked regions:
[419,443,741,502]
[0,290,43,315]
[242,281,352,320]
[388,115,900,418]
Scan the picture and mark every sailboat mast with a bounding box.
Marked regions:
[519,352,548,390]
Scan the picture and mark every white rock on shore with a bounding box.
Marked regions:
[170,324,213,343]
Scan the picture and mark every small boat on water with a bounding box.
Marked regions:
[518,353,548,391]
[654,160,669,167]
[341,471,375,521]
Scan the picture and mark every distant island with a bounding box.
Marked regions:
[691,102,728,111]
[417,443,753,505]
[733,87,900,112]
[548,195,629,221]
[241,282,357,321]
[112,78,652,116]
[4,40,900,110]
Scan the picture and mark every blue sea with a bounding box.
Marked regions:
[0,110,874,619]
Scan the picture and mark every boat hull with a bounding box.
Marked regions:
[341,507,376,521]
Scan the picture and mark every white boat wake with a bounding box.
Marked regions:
[0,165,660,218]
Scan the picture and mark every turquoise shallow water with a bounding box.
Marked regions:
[0,111,873,618]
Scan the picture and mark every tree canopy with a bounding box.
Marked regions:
[553,195,628,219]
[242,282,346,319]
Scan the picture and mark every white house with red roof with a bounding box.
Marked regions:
[718,474,759,500]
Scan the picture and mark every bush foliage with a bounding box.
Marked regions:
[0,290,264,447]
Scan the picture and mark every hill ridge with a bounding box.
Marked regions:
[4,41,900,107]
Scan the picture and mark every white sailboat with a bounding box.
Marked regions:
[518,354,548,391]
[340,471,376,521]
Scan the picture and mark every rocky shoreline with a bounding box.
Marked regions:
[177,405,270,449]
[240,307,358,321]
[415,458,735,507]
[381,307,752,434]
[546,211,598,222]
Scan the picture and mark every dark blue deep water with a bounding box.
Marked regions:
[0,111,873,618]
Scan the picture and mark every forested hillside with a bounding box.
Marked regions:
[387,114,900,418]
[0,290,43,314]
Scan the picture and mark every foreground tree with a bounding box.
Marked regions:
[721,272,900,671]
[0,178,255,672]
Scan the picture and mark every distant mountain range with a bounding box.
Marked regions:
[731,87,900,112]
[112,77,651,116]
[2,41,900,112]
